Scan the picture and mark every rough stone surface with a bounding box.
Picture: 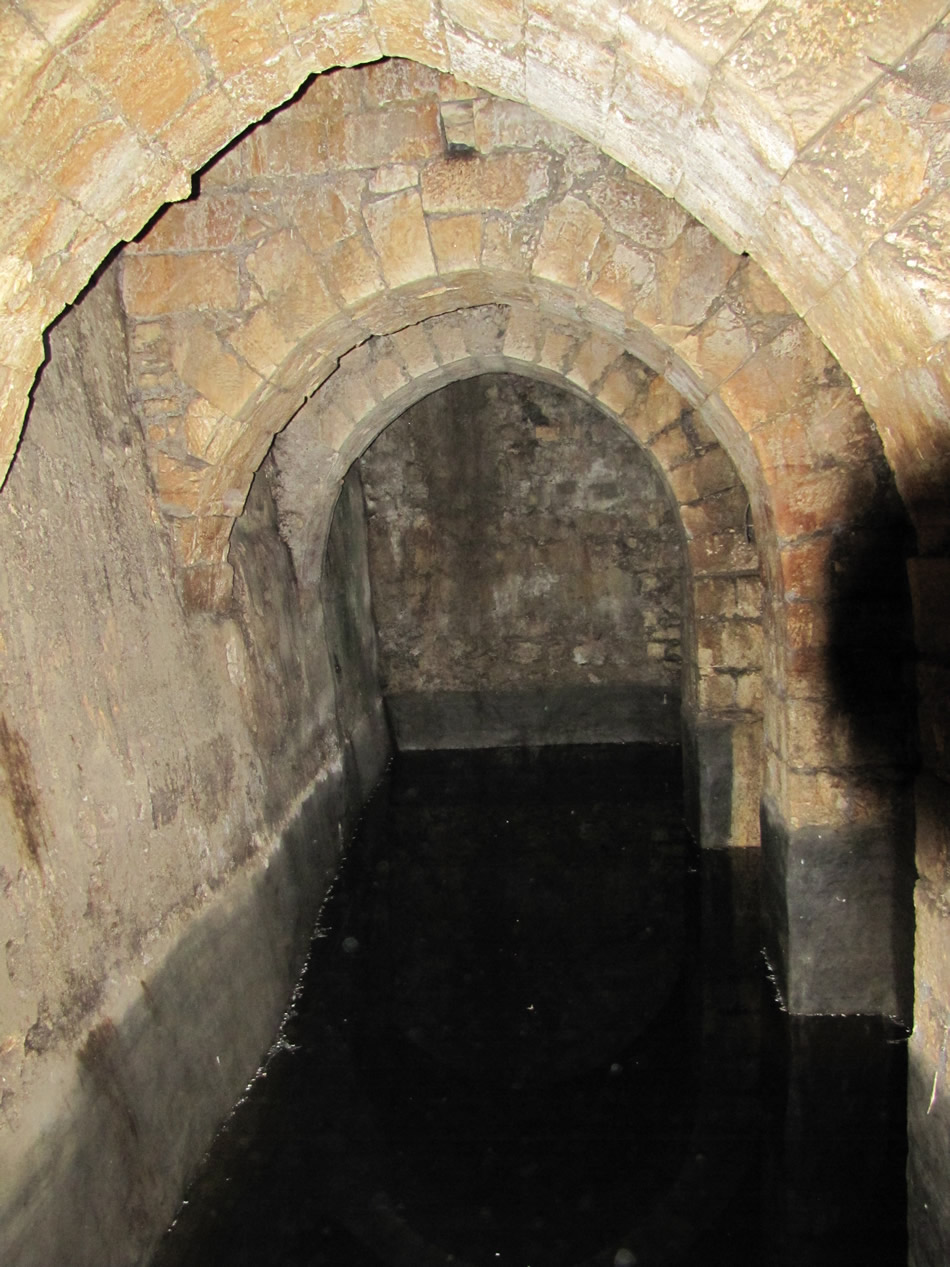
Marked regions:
[0,267,388,1266]
[358,373,684,711]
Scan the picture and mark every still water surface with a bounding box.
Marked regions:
[153,745,907,1267]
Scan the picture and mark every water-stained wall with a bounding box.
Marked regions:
[0,267,388,1267]
[358,374,685,748]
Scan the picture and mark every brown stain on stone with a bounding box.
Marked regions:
[0,715,46,871]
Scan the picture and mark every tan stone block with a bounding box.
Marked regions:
[170,320,264,419]
[293,11,381,73]
[784,768,899,832]
[525,11,615,141]
[481,217,533,276]
[70,0,205,135]
[588,232,654,313]
[724,0,945,150]
[565,333,622,393]
[598,362,649,419]
[428,214,483,274]
[776,536,832,602]
[370,164,420,194]
[718,319,847,434]
[421,152,551,214]
[734,670,763,714]
[362,189,435,289]
[428,316,469,366]
[443,0,523,46]
[634,222,742,336]
[587,171,687,250]
[227,306,296,380]
[390,322,440,377]
[281,0,364,35]
[694,575,736,619]
[158,86,243,173]
[360,58,441,106]
[679,485,748,537]
[5,57,101,179]
[445,23,525,101]
[698,672,738,711]
[502,305,541,363]
[246,107,344,178]
[154,451,208,516]
[771,462,878,541]
[170,513,234,567]
[648,423,693,473]
[246,230,339,336]
[137,194,276,255]
[677,303,754,391]
[533,196,604,290]
[122,252,240,318]
[323,234,385,307]
[368,0,449,66]
[0,361,38,484]
[290,177,365,254]
[343,104,442,169]
[370,354,409,403]
[45,116,160,227]
[15,0,101,43]
[538,330,576,375]
[189,0,294,81]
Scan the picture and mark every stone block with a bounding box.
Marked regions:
[369,0,448,67]
[421,152,551,214]
[363,189,435,289]
[636,222,742,336]
[169,320,263,419]
[588,232,654,313]
[564,334,621,394]
[325,234,385,307]
[169,513,234,568]
[181,562,234,613]
[525,13,614,141]
[445,24,525,101]
[771,463,879,541]
[343,103,442,169]
[760,797,915,1019]
[443,0,523,47]
[666,446,738,503]
[70,0,205,136]
[369,164,420,194]
[428,214,483,273]
[228,306,296,380]
[122,252,240,318]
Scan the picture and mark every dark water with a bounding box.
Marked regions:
[153,745,907,1267]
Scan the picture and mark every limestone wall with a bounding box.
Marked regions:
[358,372,684,747]
[0,267,388,1266]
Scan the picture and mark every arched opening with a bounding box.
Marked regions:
[0,33,937,1266]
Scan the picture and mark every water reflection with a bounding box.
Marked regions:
[152,745,906,1267]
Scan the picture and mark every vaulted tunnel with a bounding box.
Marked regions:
[0,16,944,1266]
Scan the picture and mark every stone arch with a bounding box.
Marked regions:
[1,10,948,550]
[267,301,764,849]
[117,64,902,874]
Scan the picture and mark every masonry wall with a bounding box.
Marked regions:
[357,373,684,748]
[0,268,388,1266]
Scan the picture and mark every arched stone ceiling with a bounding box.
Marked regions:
[112,61,900,841]
[2,1,950,547]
